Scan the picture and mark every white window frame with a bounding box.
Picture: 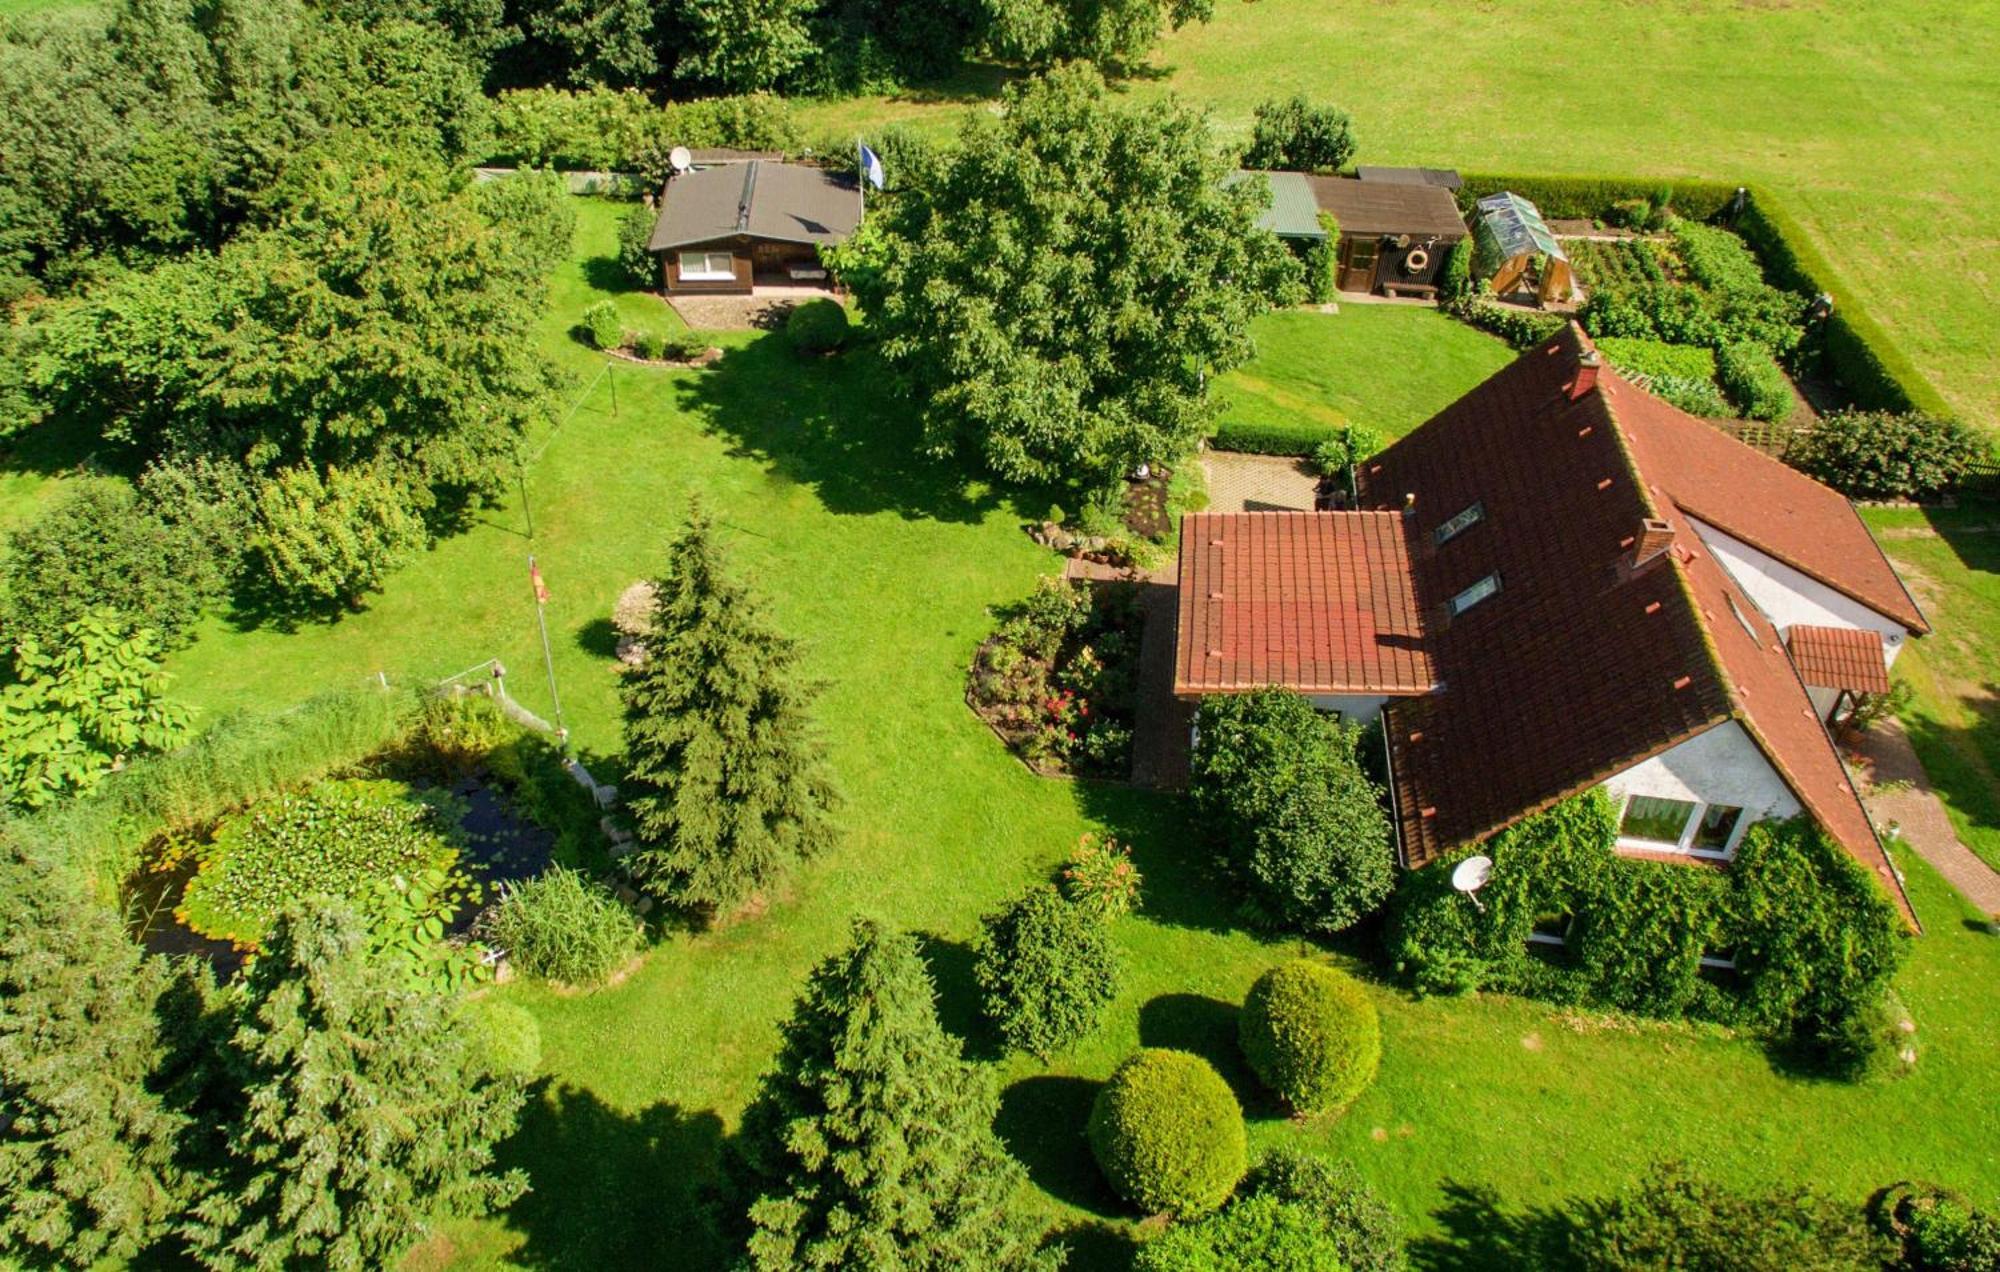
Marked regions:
[1448,572,1501,616]
[1614,792,1750,861]
[678,250,736,282]
[1434,501,1485,545]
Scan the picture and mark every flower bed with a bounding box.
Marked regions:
[967,578,1143,779]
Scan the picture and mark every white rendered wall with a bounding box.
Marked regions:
[1688,518,1911,666]
[1306,694,1390,723]
[1599,721,1800,855]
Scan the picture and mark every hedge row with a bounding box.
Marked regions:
[1210,417,1340,457]
[1454,172,1739,223]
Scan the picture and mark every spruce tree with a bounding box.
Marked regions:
[0,841,188,1268]
[737,918,1056,1271]
[620,504,838,917]
[180,903,527,1270]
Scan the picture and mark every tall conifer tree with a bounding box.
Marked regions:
[736,918,1057,1270]
[620,504,838,916]
[181,904,526,1270]
[0,842,188,1267]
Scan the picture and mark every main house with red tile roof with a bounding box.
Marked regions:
[1174,324,1926,925]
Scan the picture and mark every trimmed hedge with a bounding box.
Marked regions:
[1789,409,1990,499]
[1088,1049,1247,1216]
[1385,792,1908,1068]
[1716,341,1795,422]
[1455,172,1738,223]
[1238,961,1381,1113]
[1445,297,1566,349]
[1210,417,1340,457]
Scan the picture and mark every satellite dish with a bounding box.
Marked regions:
[1450,855,1494,911]
[668,146,693,174]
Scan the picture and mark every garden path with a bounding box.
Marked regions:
[1853,718,2000,920]
[1129,572,1192,790]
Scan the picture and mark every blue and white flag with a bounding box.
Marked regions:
[859,143,886,191]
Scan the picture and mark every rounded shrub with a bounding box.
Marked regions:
[1238,961,1381,1113]
[786,298,849,354]
[582,300,624,351]
[632,329,667,361]
[463,998,543,1080]
[973,885,1121,1057]
[1088,1048,1246,1216]
[488,866,644,988]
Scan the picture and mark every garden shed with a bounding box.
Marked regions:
[1474,191,1576,305]
[1305,175,1467,298]
[646,160,861,295]
[1227,170,1328,243]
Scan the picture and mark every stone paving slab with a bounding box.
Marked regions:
[1201,450,1321,513]
[1851,718,2000,919]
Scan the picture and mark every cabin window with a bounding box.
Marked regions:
[1448,573,1501,616]
[679,250,736,281]
[1619,794,1697,846]
[1433,501,1485,545]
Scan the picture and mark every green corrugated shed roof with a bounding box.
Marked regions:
[1227,170,1328,241]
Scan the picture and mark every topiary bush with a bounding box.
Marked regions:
[582,300,624,351]
[1788,409,1988,500]
[1715,341,1794,421]
[1238,961,1381,1113]
[1437,237,1473,302]
[1188,690,1395,935]
[973,884,1121,1057]
[487,866,644,988]
[786,298,849,354]
[1088,1049,1247,1216]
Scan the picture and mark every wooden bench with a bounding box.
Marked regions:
[1381,281,1439,300]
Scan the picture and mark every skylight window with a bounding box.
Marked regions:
[1433,501,1484,545]
[1449,573,1501,616]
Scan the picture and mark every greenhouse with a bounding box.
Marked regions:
[1475,191,1576,305]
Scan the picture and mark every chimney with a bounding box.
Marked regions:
[1634,517,1674,565]
[1571,350,1603,400]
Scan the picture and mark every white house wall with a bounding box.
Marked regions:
[1687,518,1910,666]
[1600,720,1801,824]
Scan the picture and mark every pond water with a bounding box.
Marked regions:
[127,771,558,977]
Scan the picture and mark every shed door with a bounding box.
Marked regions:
[1339,237,1380,292]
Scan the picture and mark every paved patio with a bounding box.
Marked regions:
[1850,717,2000,919]
[665,287,841,332]
[1201,450,1321,513]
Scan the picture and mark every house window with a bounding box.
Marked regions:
[1616,794,1747,859]
[1690,804,1743,854]
[1619,794,1697,846]
[1448,573,1501,616]
[678,250,736,281]
[1434,501,1485,545]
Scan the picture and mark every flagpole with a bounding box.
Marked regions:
[856,136,865,218]
[528,554,567,751]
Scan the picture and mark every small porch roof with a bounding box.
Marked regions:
[1227,170,1328,241]
[1787,625,1892,695]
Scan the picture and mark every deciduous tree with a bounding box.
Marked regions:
[621,505,839,916]
[1242,95,1357,174]
[856,65,1293,490]
[736,918,1056,1269]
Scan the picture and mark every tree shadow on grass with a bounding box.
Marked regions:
[1070,782,1246,937]
[498,1081,729,1270]
[1408,1180,1581,1272]
[672,337,1007,525]
[582,253,636,294]
[995,1075,1123,1218]
[1135,993,1281,1120]
[574,615,619,661]
[0,411,109,480]
[916,929,999,1060]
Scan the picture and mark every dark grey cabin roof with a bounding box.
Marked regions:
[1356,165,1464,191]
[1307,175,1468,240]
[647,161,862,251]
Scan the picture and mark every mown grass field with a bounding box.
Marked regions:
[133,201,2000,1269]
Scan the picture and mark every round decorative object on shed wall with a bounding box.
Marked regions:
[1403,248,1430,274]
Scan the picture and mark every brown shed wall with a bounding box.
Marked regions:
[664,238,753,295]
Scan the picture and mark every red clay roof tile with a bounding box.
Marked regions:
[1787,624,1893,694]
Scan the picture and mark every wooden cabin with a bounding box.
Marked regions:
[646,160,862,296]
[1305,175,1468,298]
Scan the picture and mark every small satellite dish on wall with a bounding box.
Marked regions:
[1450,855,1494,911]
[668,146,693,174]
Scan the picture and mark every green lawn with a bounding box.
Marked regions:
[1866,503,2000,874]
[801,0,2000,433]
[1215,307,1511,445]
[136,201,2000,1269]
